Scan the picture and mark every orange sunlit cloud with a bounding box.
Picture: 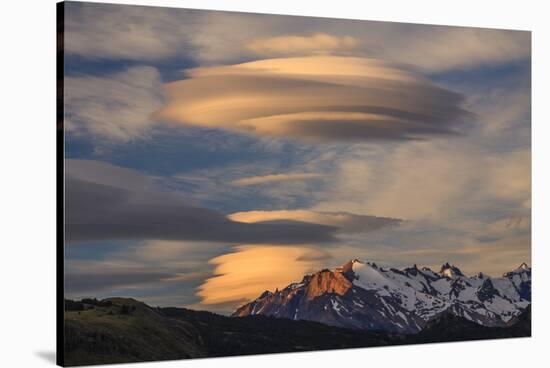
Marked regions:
[156,56,466,142]
[228,209,401,234]
[197,245,329,305]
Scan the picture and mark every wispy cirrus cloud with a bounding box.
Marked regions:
[65,2,530,72]
[65,2,194,61]
[245,33,359,56]
[371,27,530,73]
[230,172,322,186]
[65,66,163,142]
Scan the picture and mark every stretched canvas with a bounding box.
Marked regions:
[57,1,532,366]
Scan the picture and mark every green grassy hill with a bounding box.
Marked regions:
[64,298,206,365]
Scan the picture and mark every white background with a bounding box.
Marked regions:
[1,0,549,367]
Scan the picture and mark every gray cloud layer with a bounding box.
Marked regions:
[65,160,337,244]
[65,269,173,293]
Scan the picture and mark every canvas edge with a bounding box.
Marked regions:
[56,1,66,367]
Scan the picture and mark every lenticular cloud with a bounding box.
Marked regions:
[157,56,468,142]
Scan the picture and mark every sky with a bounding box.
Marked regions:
[63,1,531,314]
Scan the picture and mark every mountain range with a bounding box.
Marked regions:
[233,260,531,333]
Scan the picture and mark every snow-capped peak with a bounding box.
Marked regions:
[336,259,363,274]
[503,263,531,277]
[439,262,464,278]
[351,261,396,292]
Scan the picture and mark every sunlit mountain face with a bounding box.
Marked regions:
[63,2,530,318]
[234,259,531,333]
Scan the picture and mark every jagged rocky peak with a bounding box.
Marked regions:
[503,262,531,278]
[305,268,353,300]
[258,290,273,299]
[439,262,464,278]
[337,258,381,275]
[474,271,487,279]
[404,263,420,275]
